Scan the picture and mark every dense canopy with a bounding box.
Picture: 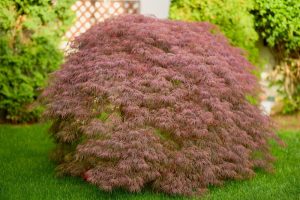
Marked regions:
[42,15,281,196]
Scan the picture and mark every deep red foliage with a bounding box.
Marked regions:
[42,15,282,196]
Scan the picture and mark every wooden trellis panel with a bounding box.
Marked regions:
[65,0,140,40]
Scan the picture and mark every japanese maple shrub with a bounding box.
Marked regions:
[42,15,282,196]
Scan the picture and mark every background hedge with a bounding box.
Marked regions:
[0,0,74,122]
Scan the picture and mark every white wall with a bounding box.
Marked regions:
[140,0,170,19]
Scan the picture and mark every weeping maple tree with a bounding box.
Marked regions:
[42,15,282,196]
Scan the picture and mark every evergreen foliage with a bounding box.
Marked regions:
[42,15,282,196]
[0,0,74,122]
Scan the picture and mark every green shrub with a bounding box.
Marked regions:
[253,0,300,54]
[0,0,75,122]
[252,0,300,113]
[169,0,259,64]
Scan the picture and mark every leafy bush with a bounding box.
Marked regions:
[169,0,259,64]
[0,0,74,122]
[253,0,300,54]
[252,0,300,113]
[42,15,282,196]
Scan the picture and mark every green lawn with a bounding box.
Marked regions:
[0,124,299,200]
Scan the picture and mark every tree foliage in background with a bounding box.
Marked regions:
[0,0,75,122]
[169,0,259,64]
[252,0,300,114]
[42,15,282,197]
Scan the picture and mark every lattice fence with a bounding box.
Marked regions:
[65,0,140,40]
